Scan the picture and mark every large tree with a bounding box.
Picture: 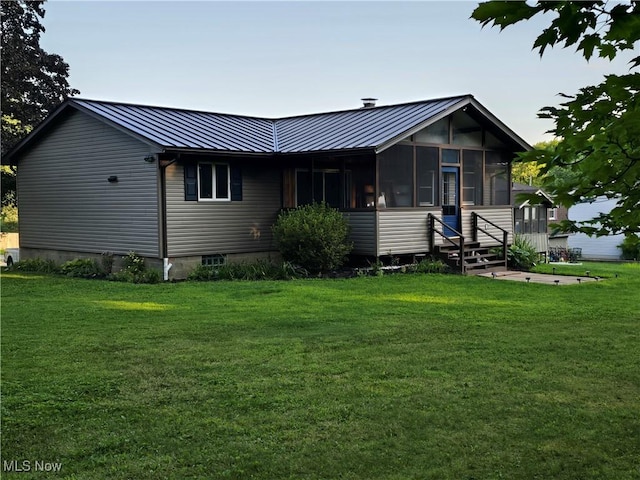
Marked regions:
[1,0,79,153]
[1,0,79,207]
[472,1,640,235]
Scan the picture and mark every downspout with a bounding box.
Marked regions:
[159,155,178,281]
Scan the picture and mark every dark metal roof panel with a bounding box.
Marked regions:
[71,99,275,153]
[274,96,468,153]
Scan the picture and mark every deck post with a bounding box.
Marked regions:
[472,212,478,243]
[503,230,508,267]
[460,235,465,274]
[428,214,434,251]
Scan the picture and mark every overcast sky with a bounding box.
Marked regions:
[41,1,636,145]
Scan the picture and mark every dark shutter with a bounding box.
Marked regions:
[184,163,198,201]
[230,165,243,201]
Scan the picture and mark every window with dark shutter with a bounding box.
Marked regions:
[184,164,198,201]
[184,162,241,201]
[230,165,243,201]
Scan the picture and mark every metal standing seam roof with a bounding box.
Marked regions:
[72,96,472,154]
[4,94,530,163]
[72,99,275,153]
[273,96,467,153]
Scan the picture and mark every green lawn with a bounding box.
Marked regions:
[2,263,639,479]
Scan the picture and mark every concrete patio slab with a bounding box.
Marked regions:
[475,270,601,285]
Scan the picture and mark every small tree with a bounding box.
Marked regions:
[272,203,353,274]
[619,234,640,260]
[472,1,640,235]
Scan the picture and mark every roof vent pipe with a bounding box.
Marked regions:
[361,98,378,108]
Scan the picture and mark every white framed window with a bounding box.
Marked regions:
[198,163,230,201]
[548,208,557,221]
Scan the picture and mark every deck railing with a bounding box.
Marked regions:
[472,212,508,264]
[428,213,465,274]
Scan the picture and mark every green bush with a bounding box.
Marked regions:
[10,258,60,274]
[109,251,161,284]
[189,259,306,282]
[409,257,449,274]
[0,193,18,233]
[506,235,539,271]
[60,258,105,278]
[272,203,353,274]
[619,234,640,260]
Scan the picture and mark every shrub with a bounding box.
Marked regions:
[188,259,306,282]
[109,251,161,284]
[60,258,104,278]
[100,252,115,274]
[10,258,60,274]
[506,235,539,271]
[0,194,18,233]
[619,234,640,260]
[409,257,449,274]
[272,203,353,274]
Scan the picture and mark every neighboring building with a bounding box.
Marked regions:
[4,95,530,279]
[547,204,570,250]
[568,197,624,260]
[512,182,554,255]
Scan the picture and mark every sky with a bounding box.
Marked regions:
[40,1,636,145]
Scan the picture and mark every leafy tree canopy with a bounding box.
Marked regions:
[472,1,640,235]
[1,0,79,155]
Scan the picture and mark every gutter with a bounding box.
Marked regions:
[159,154,177,280]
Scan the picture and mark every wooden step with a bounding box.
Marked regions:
[435,241,480,253]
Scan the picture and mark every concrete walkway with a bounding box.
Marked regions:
[476,270,601,285]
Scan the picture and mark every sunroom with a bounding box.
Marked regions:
[282,104,527,258]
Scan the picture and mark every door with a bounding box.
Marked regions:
[442,167,460,236]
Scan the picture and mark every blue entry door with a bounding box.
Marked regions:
[441,167,460,237]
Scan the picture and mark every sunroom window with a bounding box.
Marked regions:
[484,151,510,205]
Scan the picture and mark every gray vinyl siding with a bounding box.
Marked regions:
[343,211,377,255]
[17,110,160,257]
[378,208,441,256]
[521,233,549,254]
[165,163,281,256]
[462,208,513,246]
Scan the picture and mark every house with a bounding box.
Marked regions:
[547,204,570,250]
[512,182,554,256]
[3,95,530,279]
[568,197,624,260]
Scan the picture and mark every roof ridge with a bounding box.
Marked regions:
[274,94,472,122]
[70,97,275,123]
[69,94,472,123]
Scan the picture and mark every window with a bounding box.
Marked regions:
[202,254,226,267]
[199,163,230,201]
[548,208,557,220]
[462,150,483,205]
[414,117,449,144]
[514,208,524,234]
[518,206,548,234]
[295,169,346,208]
[184,162,241,202]
[416,146,438,206]
[442,149,459,164]
[484,151,510,205]
[538,206,548,233]
[452,111,482,147]
[379,144,414,207]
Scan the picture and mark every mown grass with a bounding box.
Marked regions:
[2,263,639,479]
